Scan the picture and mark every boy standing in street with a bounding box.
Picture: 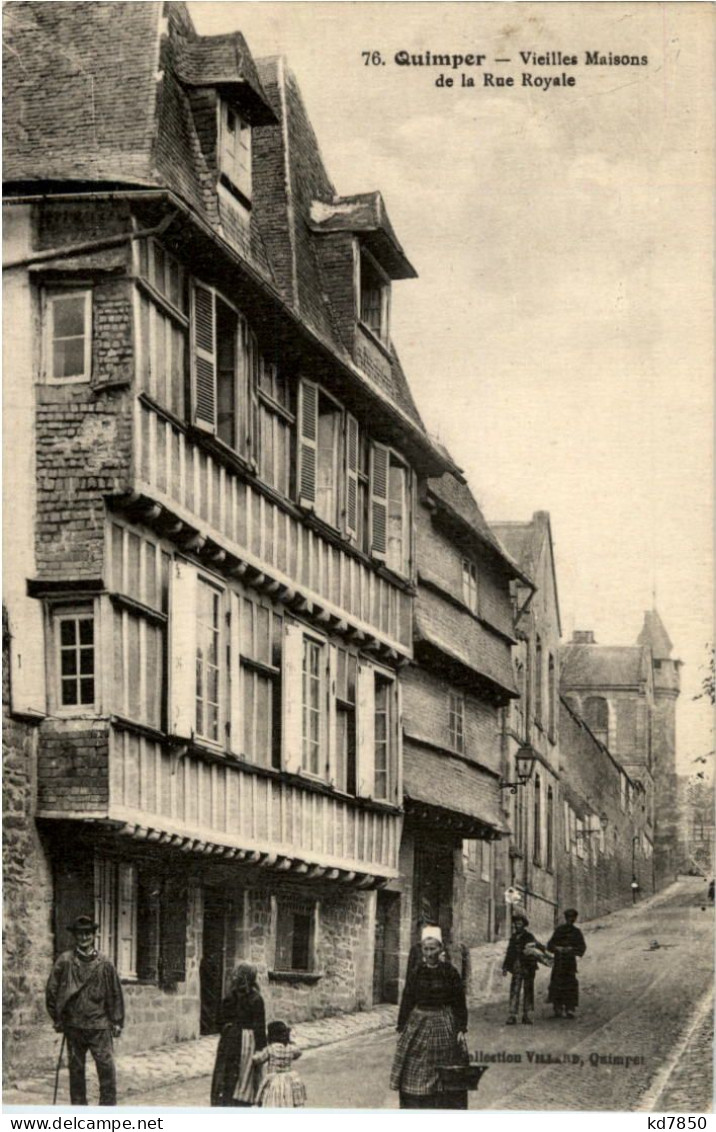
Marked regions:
[502,912,541,1025]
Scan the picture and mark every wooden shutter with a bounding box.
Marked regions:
[297,380,318,508]
[117,862,138,978]
[248,332,260,469]
[394,677,403,805]
[9,598,47,717]
[356,662,375,798]
[228,589,241,755]
[370,443,389,561]
[94,857,115,961]
[191,282,216,432]
[282,619,304,774]
[169,558,197,740]
[327,644,338,787]
[345,415,359,539]
[160,876,187,986]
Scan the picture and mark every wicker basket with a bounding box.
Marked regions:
[438,1063,489,1090]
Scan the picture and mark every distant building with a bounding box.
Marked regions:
[560,609,682,891]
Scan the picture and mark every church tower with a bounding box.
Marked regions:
[637,610,682,885]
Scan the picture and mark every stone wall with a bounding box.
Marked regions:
[2,609,56,1084]
[557,700,653,921]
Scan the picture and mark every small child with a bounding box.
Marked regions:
[253,1021,307,1108]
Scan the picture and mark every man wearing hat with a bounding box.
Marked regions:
[46,914,124,1105]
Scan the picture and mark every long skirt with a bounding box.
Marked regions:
[390,1006,467,1109]
[210,1024,258,1106]
[256,1070,307,1108]
[547,955,579,1012]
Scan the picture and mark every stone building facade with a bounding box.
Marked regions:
[3,0,456,1076]
[557,697,652,920]
[491,513,561,941]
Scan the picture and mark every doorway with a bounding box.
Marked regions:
[200,887,232,1035]
[373,890,401,1004]
[413,843,455,947]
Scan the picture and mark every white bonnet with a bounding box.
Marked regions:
[421,925,443,943]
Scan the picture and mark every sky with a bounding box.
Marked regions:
[188,2,714,774]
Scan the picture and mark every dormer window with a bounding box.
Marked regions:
[359,251,390,344]
[218,100,252,205]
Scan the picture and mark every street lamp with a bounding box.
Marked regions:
[631,834,640,903]
[499,746,537,795]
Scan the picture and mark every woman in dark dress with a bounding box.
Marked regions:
[210,962,267,1106]
[546,909,586,1019]
[390,926,469,1109]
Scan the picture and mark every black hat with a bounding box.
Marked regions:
[68,915,98,934]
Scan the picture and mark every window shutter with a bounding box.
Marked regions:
[282,619,304,774]
[10,598,47,717]
[344,415,359,539]
[327,644,338,787]
[297,380,318,508]
[245,323,260,466]
[191,283,216,432]
[394,678,403,805]
[169,558,197,739]
[117,862,138,978]
[160,877,187,986]
[228,590,241,755]
[94,857,115,961]
[370,443,389,560]
[356,662,375,798]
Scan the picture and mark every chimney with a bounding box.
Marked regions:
[572,630,596,644]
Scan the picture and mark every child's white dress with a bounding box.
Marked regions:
[253,1041,306,1107]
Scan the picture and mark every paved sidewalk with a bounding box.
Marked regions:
[4,1005,399,1106]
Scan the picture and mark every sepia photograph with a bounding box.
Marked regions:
[2,0,713,1116]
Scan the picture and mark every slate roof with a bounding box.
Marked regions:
[309,192,416,279]
[3,1,162,188]
[637,609,674,659]
[428,474,529,582]
[173,33,276,124]
[560,644,651,688]
[491,521,538,578]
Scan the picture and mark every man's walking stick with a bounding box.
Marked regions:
[53,1034,66,1105]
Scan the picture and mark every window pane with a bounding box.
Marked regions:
[78,618,93,645]
[80,647,94,675]
[80,677,94,704]
[53,337,85,379]
[54,295,85,337]
[62,679,78,706]
[292,912,311,970]
[61,648,77,676]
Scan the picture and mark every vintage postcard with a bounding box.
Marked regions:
[2,0,713,1118]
